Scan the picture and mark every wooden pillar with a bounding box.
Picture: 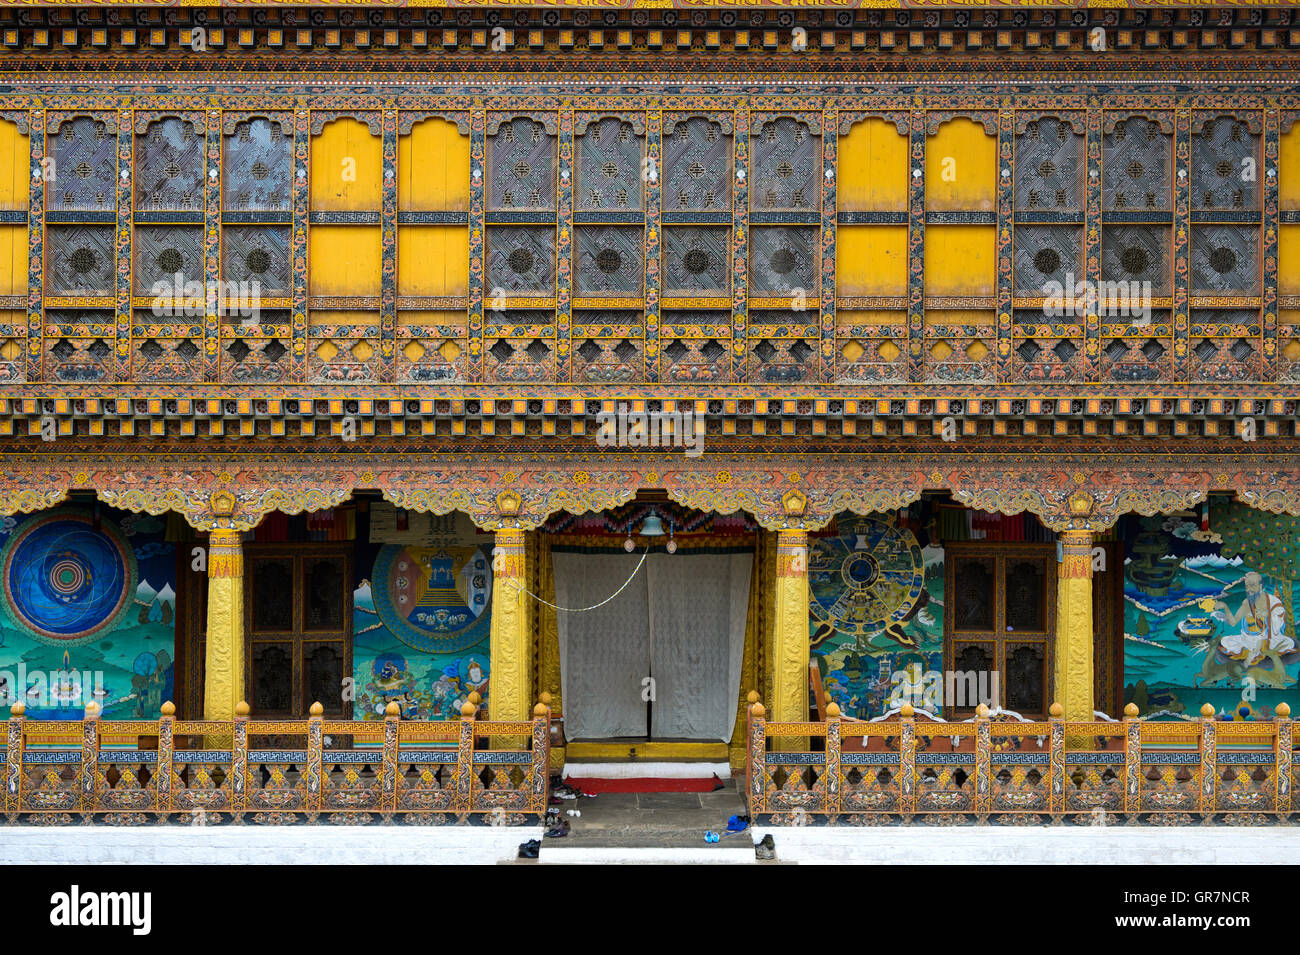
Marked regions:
[772,527,810,725]
[203,528,245,720]
[489,527,531,723]
[1054,528,1095,722]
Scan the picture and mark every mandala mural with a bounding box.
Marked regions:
[0,511,137,645]
[809,516,926,650]
[370,543,493,654]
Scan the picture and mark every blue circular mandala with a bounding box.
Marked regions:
[2,512,136,645]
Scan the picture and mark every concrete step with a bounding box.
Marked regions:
[543,828,754,849]
[537,845,760,865]
[533,778,758,861]
[562,761,730,778]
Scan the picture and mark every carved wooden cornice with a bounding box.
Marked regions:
[2,451,1298,531]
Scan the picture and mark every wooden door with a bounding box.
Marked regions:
[244,545,353,719]
[944,542,1057,719]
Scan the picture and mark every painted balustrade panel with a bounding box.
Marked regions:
[911,725,977,814]
[394,750,458,814]
[171,752,235,817]
[987,724,1054,816]
[19,751,80,814]
[838,754,902,815]
[471,752,537,815]
[1136,720,1204,814]
[837,723,905,819]
[2,708,548,824]
[1062,722,1127,815]
[93,752,157,815]
[747,710,1298,825]
[1212,722,1281,815]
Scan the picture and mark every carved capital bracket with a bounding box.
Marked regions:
[947,466,1211,532]
[93,469,356,531]
[0,476,71,517]
[376,473,638,531]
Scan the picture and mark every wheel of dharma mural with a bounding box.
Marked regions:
[1,512,136,645]
[371,544,493,654]
[809,517,925,648]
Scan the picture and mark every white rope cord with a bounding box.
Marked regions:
[503,548,649,613]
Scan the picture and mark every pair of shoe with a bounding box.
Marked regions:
[544,818,571,838]
[518,839,540,859]
[704,830,720,843]
[755,833,775,860]
[726,814,750,833]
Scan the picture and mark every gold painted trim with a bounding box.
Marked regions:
[565,741,729,761]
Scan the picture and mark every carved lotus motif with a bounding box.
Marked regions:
[100,789,153,809]
[175,790,228,810]
[474,790,527,810]
[325,790,379,809]
[994,790,1046,809]
[769,791,821,810]
[842,791,897,811]
[400,790,453,811]
[1219,790,1268,809]
[1068,790,1120,810]
[25,791,76,811]
[1143,790,1196,810]
[251,789,303,810]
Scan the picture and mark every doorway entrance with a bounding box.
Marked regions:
[944,542,1055,718]
[551,550,752,742]
[244,544,353,719]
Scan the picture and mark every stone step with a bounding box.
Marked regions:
[543,829,755,849]
[537,845,760,865]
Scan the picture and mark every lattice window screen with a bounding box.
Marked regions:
[49,116,116,212]
[135,117,204,212]
[1103,116,1171,212]
[577,116,643,211]
[663,116,731,212]
[223,117,292,212]
[1192,115,1260,212]
[488,117,556,212]
[752,117,818,212]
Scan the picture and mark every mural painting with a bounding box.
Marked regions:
[1123,502,1300,720]
[808,511,944,720]
[0,506,175,721]
[352,513,494,721]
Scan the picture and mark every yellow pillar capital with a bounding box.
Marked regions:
[1059,528,1094,575]
[492,527,527,577]
[207,527,244,576]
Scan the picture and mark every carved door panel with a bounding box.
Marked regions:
[244,545,352,723]
[944,543,1056,719]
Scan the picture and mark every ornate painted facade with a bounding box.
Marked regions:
[2,1,1300,825]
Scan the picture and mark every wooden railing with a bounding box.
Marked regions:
[745,699,1294,823]
[3,697,550,825]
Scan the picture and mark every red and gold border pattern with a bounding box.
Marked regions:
[0,449,1293,531]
